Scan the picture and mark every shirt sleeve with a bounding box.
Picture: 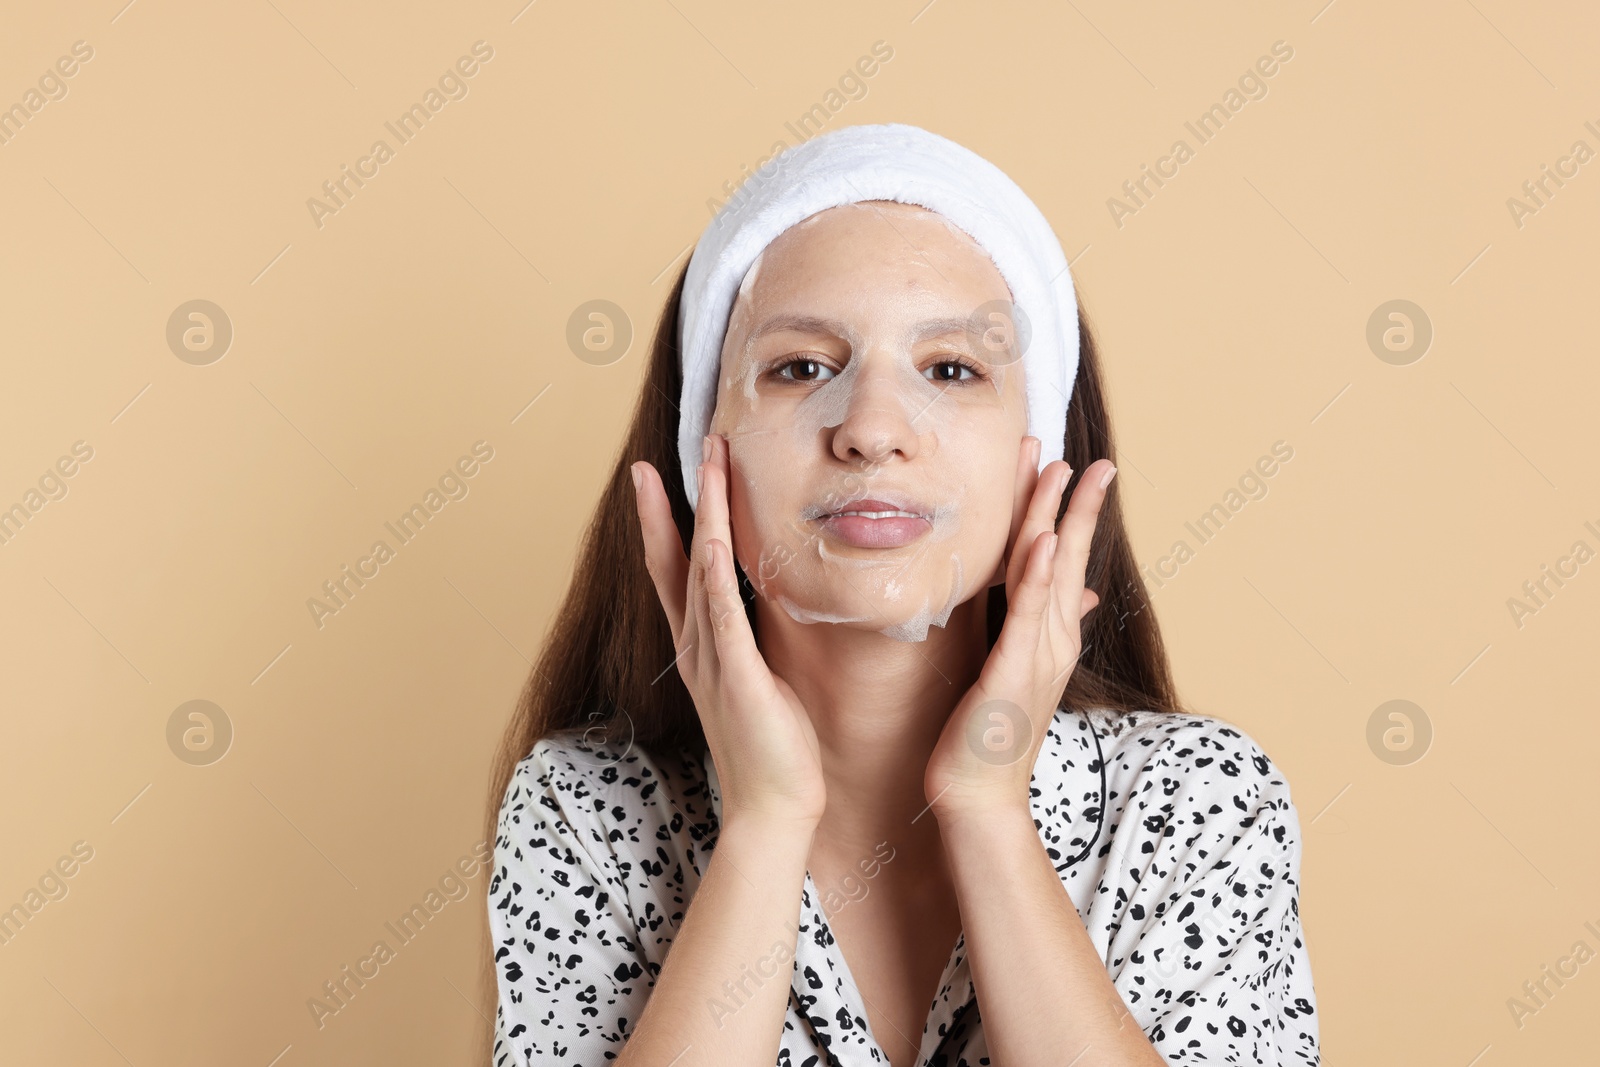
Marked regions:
[1106,722,1320,1065]
[488,740,655,1067]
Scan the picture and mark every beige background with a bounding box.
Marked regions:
[1,0,1596,1063]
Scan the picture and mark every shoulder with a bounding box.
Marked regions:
[1072,710,1310,937]
[495,727,718,885]
[1073,707,1303,844]
[1073,712,1320,1051]
[502,727,713,827]
[1083,707,1294,793]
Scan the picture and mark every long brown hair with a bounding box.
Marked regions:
[484,261,1186,846]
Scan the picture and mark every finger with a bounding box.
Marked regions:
[993,529,1057,667]
[1007,459,1071,596]
[1079,588,1101,620]
[688,434,736,588]
[683,435,715,573]
[704,537,775,699]
[690,442,738,681]
[686,464,716,681]
[1049,460,1113,627]
[1052,460,1115,611]
[633,460,689,645]
[998,436,1041,580]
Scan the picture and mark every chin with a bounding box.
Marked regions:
[763,567,980,643]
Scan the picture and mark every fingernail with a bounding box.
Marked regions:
[1047,533,1059,560]
[630,464,642,492]
[1099,465,1118,490]
[702,435,712,463]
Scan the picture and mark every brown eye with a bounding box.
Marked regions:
[925,358,982,383]
[775,358,836,383]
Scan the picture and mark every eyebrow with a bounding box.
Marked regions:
[744,314,975,348]
[909,317,977,343]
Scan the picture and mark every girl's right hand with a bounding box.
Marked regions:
[631,432,827,830]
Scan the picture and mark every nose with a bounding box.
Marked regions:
[827,358,923,469]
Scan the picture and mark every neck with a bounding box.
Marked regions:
[752,590,992,860]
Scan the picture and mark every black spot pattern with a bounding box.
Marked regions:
[487,708,1320,1065]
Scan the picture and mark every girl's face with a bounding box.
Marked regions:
[708,200,1029,642]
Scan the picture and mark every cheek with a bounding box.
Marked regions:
[728,496,763,578]
[963,494,1016,575]
[725,456,798,587]
[936,434,1023,574]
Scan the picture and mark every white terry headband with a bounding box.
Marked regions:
[677,121,1079,512]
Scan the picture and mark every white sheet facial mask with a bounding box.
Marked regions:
[708,200,1029,642]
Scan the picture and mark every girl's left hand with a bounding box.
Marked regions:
[923,436,1117,820]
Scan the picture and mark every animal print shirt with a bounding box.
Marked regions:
[488,708,1321,1065]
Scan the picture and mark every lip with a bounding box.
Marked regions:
[810,496,933,549]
